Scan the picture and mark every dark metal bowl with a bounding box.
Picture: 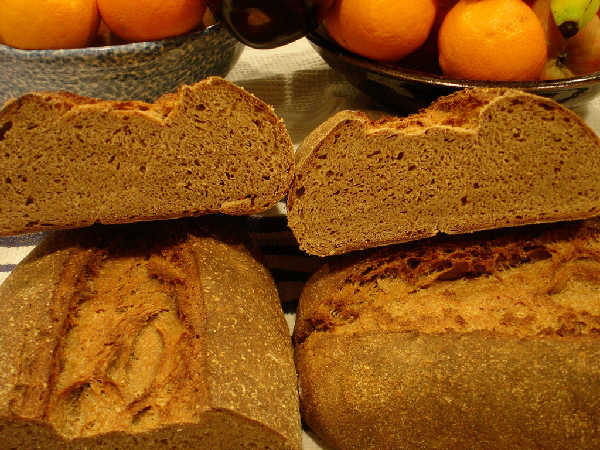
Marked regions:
[308,30,600,114]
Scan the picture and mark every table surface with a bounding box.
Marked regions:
[1,38,599,450]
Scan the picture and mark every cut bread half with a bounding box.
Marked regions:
[0,77,294,236]
[288,88,600,256]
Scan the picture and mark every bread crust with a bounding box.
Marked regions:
[0,218,300,449]
[288,88,600,256]
[0,77,294,236]
[294,219,600,449]
[297,331,600,450]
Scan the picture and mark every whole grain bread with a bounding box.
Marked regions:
[0,217,301,449]
[0,77,294,236]
[288,88,600,256]
[294,219,600,449]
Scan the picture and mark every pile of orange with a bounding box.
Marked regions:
[0,0,208,50]
[322,0,552,81]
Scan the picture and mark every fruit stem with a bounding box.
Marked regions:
[558,21,579,38]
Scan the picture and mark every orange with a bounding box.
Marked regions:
[323,0,437,63]
[438,0,548,81]
[0,0,99,49]
[97,0,206,42]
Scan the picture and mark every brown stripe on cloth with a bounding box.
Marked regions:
[248,214,323,303]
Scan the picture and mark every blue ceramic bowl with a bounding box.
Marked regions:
[0,22,244,105]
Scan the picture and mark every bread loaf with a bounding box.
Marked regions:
[294,220,600,449]
[288,88,600,256]
[0,218,301,449]
[0,77,294,236]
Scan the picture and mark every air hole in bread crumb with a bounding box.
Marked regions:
[5,177,11,184]
[397,152,404,160]
[25,196,33,206]
[461,196,468,205]
[407,257,421,269]
[139,165,146,174]
[0,121,12,140]
[408,165,416,171]
[295,187,305,198]
[326,170,334,177]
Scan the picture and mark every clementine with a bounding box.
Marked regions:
[0,0,99,49]
[323,0,437,62]
[438,0,548,81]
[97,0,206,42]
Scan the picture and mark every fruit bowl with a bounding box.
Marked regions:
[308,29,600,113]
[0,22,244,105]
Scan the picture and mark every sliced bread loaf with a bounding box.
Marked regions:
[294,219,600,449]
[0,77,294,236]
[288,88,600,256]
[0,217,301,449]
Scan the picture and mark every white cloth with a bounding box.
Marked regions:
[226,39,382,146]
[227,39,600,140]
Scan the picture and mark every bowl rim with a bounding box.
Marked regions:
[0,22,229,58]
[308,30,600,92]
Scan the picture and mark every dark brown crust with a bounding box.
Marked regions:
[294,219,600,345]
[0,218,300,449]
[294,219,600,449]
[287,88,600,256]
